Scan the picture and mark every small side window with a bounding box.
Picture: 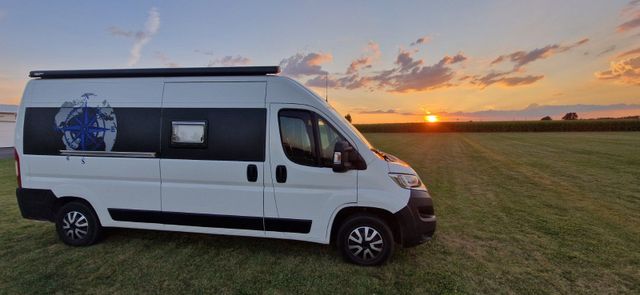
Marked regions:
[317,117,346,167]
[171,121,207,148]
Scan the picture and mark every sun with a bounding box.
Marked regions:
[425,115,439,123]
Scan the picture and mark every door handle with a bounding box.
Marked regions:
[275,165,287,183]
[247,164,258,182]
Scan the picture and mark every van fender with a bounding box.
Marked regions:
[50,184,107,222]
[324,202,398,244]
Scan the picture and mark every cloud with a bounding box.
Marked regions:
[395,49,424,72]
[440,53,467,65]
[595,56,640,85]
[596,45,617,57]
[617,47,640,58]
[346,41,381,74]
[108,26,133,37]
[491,38,589,70]
[617,13,640,32]
[474,39,587,88]
[357,109,420,116]
[279,52,332,77]
[345,51,467,92]
[346,56,374,74]
[154,51,179,67]
[194,49,215,56]
[109,7,160,66]
[380,53,467,92]
[410,36,431,46]
[306,73,371,90]
[470,71,544,88]
[500,75,545,86]
[208,55,252,66]
[301,38,467,92]
[617,1,640,32]
[306,75,339,88]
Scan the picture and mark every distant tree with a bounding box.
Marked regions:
[541,116,552,121]
[562,112,578,120]
[345,113,352,123]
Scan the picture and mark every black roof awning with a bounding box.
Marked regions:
[29,66,280,79]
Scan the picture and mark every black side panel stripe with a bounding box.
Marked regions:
[264,217,312,234]
[23,107,266,162]
[108,209,312,234]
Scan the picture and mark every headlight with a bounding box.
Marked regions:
[389,173,424,189]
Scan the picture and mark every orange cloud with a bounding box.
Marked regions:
[617,47,640,58]
[617,1,640,32]
[491,38,589,70]
[617,12,640,32]
[595,56,640,85]
[471,71,544,88]
[346,42,380,75]
[304,39,467,93]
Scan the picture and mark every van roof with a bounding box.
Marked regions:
[29,66,280,79]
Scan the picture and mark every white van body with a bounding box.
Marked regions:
[15,67,435,265]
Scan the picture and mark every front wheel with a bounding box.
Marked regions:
[55,202,102,246]
[337,214,395,266]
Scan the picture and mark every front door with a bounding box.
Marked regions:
[267,104,358,242]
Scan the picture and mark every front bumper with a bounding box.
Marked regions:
[394,189,436,247]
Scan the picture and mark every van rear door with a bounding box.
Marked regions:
[159,81,267,236]
[21,79,164,226]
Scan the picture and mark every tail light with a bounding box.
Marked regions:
[14,148,21,188]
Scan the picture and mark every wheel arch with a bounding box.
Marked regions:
[328,205,401,245]
[53,196,102,226]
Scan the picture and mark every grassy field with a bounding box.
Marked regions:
[1,132,639,294]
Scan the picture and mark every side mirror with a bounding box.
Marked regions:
[332,140,363,172]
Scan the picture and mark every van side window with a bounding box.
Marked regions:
[279,111,317,166]
[171,121,207,147]
[317,117,346,167]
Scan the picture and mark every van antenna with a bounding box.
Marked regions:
[325,72,329,103]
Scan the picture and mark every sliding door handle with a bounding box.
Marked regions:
[247,164,258,182]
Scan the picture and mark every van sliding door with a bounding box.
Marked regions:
[159,81,267,236]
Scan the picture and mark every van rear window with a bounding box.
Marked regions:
[171,121,207,147]
[161,108,266,162]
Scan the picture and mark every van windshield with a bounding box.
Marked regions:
[297,78,374,149]
[325,104,373,149]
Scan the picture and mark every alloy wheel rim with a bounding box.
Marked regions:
[62,211,89,240]
[347,226,384,261]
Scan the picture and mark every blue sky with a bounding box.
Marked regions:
[1,1,638,122]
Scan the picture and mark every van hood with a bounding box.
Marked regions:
[372,149,418,175]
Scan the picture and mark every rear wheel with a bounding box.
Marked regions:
[337,213,394,266]
[55,202,101,246]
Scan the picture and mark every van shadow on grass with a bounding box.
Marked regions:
[101,227,339,261]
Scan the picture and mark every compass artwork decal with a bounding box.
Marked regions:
[54,93,117,151]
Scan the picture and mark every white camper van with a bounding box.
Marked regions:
[14,66,435,265]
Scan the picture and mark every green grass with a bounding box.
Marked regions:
[1,132,639,294]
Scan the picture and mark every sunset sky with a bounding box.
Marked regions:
[0,1,638,123]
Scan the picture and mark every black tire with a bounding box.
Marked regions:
[336,213,395,266]
[55,202,102,246]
